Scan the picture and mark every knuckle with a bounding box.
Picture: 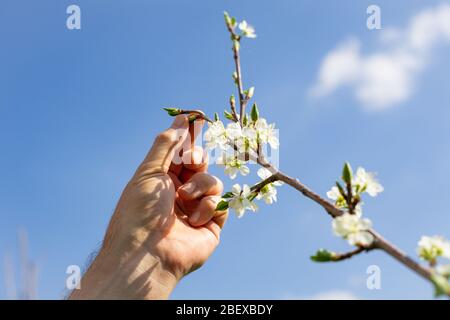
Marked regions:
[155,130,175,145]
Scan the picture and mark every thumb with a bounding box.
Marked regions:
[138,115,189,176]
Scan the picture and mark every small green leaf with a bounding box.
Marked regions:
[310,249,336,262]
[222,192,234,199]
[214,112,219,122]
[223,11,231,25]
[163,107,182,117]
[243,114,249,126]
[224,110,234,121]
[335,181,346,198]
[342,162,353,185]
[251,103,259,122]
[230,17,237,28]
[216,200,229,211]
[431,273,450,297]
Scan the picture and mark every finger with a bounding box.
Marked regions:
[169,118,205,175]
[177,172,223,201]
[182,146,208,172]
[139,115,189,175]
[178,147,208,183]
[177,117,204,158]
[188,195,227,227]
[189,118,205,147]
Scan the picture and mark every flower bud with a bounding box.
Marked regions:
[163,107,182,116]
[247,87,255,99]
[251,103,259,122]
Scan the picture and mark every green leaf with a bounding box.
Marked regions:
[222,192,234,199]
[243,114,249,126]
[224,110,234,121]
[163,107,181,117]
[223,11,231,25]
[431,273,450,297]
[214,112,219,122]
[230,17,237,28]
[251,103,259,122]
[335,181,346,198]
[342,162,353,185]
[216,200,229,211]
[310,249,336,262]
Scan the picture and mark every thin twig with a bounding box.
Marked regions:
[225,21,247,126]
[331,246,371,262]
[250,174,279,194]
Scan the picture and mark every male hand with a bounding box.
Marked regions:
[70,115,228,299]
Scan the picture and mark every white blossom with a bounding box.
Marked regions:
[417,235,450,262]
[238,20,256,38]
[353,167,384,197]
[256,168,283,204]
[225,122,258,154]
[354,203,363,217]
[257,168,283,186]
[204,120,227,150]
[326,185,347,209]
[436,264,450,277]
[255,118,279,149]
[225,122,242,140]
[332,213,374,246]
[326,186,341,201]
[229,184,257,218]
[247,86,255,98]
[220,155,249,179]
[257,185,278,204]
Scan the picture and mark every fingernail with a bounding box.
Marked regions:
[181,181,196,193]
[171,115,187,129]
[190,211,200,223]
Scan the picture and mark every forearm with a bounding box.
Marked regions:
[68,247,179,300]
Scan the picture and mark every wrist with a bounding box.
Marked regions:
[69,246,179,300]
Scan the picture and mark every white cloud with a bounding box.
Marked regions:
[311,4,450,110]
[285,289,359,300]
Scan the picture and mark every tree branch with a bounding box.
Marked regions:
[271,169,439,290]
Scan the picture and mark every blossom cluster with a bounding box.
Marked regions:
[220,169,283,218]
[327,163,384,247]
[204,105,281,217]
[417,235,450,276]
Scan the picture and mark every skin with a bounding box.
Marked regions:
[69,115,228,299]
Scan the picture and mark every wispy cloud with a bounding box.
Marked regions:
[311,4,450,110]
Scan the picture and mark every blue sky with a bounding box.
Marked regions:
[1,0,450,299]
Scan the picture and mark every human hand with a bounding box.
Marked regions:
[70,115,228,299]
